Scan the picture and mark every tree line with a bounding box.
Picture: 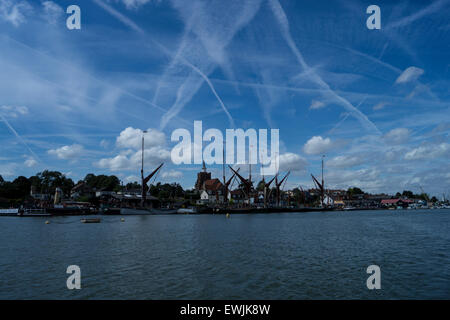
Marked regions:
[0,171,193,206]
[0,172,438,205]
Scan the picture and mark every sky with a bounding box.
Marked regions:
[0,0,449,197]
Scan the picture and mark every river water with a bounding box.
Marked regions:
[0,209,448,299]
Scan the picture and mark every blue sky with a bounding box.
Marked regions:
[0,0,449,197]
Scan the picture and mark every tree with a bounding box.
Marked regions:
[35,171,74,196]
[0,175,4,185]
[0,176,31,200]
[83,174,120,191]
[149,182,184,199]
[431,196,438,203]
[417,193,429,201]
[347,187,364,198]
[12,176,31,198]
[291,187,304,204]
[126,182,141,190]
[256,180,265,192]
[402,190,414,198]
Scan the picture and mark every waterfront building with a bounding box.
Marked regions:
[229,189,245,205]
[70,182,94,199]
[30,185,50,201]
[195,162,211,191]
[381,198,414,208]
[199,178,225,204]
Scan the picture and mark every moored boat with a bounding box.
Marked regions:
[177,207,197,214]
[81,218,101,223]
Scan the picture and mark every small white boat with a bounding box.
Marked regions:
[177,207,197,214]
[0,209,19,216]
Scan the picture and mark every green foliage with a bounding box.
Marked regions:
[125,181,141,190]
[256,180,265,192]
[184,189,200,201]
[417,193,429,201]
[83,174,120,191]
[347,187,364,195]
[402,190,414,198]
[33,170,75,195]
[0,171,74,200]
[149,182,184,199]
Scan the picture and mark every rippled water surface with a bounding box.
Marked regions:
[0,209,449,299]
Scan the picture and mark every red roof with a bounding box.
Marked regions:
[381,199,399,204]
[203,179,223,191]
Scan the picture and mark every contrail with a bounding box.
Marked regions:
[151,41,235,129]
[93,0,235,129]
[92,0,145,34]
[0,113,40,162]
[1,34,192,127]
[268,0,381,135]
[328,96,368,135]
[386,0,449,29]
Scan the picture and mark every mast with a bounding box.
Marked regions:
[321,155,325,207]
[140,130,147,207]
[264,174,277,208]
[275,171,290,207]
[142,163,164,206]
[222,142,226,186]
[249,144,252,185]
[224,168,239,205]
[229,165,253,203]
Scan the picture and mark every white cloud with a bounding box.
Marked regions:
[0,0,32,27]
[309,100,325,110]
[0,105,28,118]
[303,136,333,155]
[327,155,363,168]
[24,158,37,167]
[278,152,307,172]
[395,66,424,84]
[116,127,166,150]
[96,147,170,171]
[42,1,64,25]
[161,170,183,179]
[383,128,410,145]
[48,144,84,160]
[404,143,450,160]
[96,127,170,172]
